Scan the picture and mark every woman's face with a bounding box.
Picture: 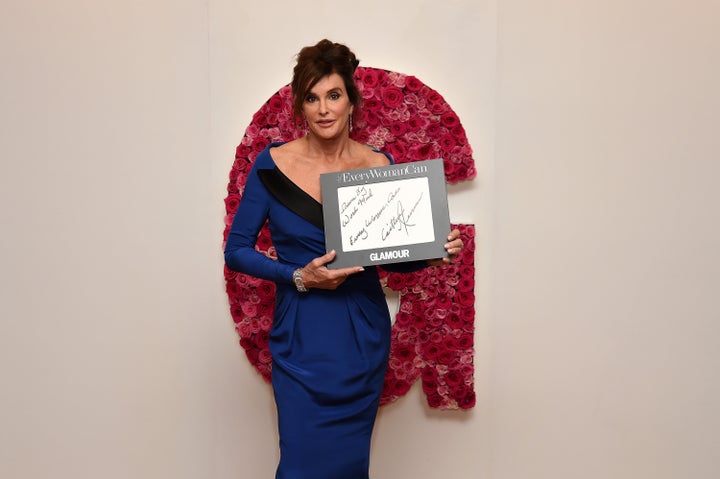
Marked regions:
[302,73,354,141]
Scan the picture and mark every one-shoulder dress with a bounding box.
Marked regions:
[225,143,423,479]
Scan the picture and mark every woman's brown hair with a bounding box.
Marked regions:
[291,39,361,119]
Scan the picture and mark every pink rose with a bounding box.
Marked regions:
[387,71,407,88]
[241,301,258,318]
[258,348,272,364]
[235,322,251,338]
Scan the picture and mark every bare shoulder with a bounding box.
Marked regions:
[352,142,392,168]
[270,139,305,168]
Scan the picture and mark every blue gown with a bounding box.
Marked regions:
[225,143,423,479]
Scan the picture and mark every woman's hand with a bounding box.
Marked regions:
[300,250,364,290]
[428,229,464,267]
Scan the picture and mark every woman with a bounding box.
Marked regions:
[225,39,463,479]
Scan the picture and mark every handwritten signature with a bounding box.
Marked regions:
[380,192,423,241]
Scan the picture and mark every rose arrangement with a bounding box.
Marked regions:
[224,67,476,409]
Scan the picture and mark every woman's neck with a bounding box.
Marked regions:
[303,134,354,164]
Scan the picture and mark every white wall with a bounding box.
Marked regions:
[491,1,720,477]
[1,0,718,478]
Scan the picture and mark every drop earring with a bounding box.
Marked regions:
[349,114,353,132]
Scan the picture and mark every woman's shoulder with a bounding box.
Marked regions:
[353,141,393,167]
[268,139,305,169]
[253,140,294,168]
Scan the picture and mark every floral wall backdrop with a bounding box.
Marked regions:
[224,67,477,409]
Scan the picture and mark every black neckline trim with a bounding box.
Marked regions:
[257,167,324,229]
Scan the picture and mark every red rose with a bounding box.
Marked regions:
[226,279,241,298]
[422,342,439,359]
[253,136,269,153]
[236,143,252,159]
[436,349,454,365]
[457,389,476,409]
[381,86,404,109]
[426,392,443,408]
[443,158,456,178]
[257,281,275,299]
[385,141,408,163]
[445,313,463,330]
[253,110,268,126]
[230,304,245,323]
[456,291,475,307]
[360,68,381,89]
[224,193,240,214]
[393,343,415,362]
[386,273,408,291]
[455,333,473,350]
[425,123,442,138]
[405,116,423,132]
[444,370,464,387]
[438,132,457,151]
[240,337,259,364]
[440,111,460,129]
[426,91,447,114]
[404,75,423,92]
[410,142,433,160]
[267,95,284,112]
[457,276,474,292]
[394,311,411,326]
[388,121,407,137]
[364,110,381,127]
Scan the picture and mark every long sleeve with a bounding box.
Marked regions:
[224,161,295,285]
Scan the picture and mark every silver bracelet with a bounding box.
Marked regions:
[292,268,308,292]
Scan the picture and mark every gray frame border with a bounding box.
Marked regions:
[320,159,450,268]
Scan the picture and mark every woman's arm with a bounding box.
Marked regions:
[224,163,295,284]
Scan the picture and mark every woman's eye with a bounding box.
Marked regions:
[329,92,340,100]
[305,95,317,103]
